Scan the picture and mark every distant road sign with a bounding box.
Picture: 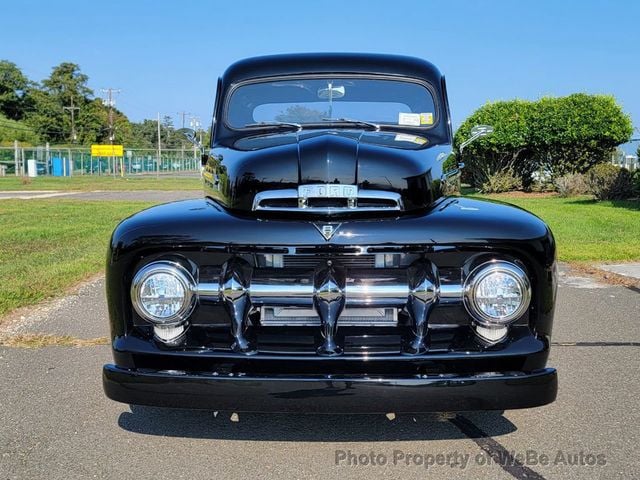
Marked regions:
[91,144,124,157]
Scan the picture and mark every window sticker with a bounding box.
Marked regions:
[420,112,434,125]
[398,112,421,126]
[394,133,427,145]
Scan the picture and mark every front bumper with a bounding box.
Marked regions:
[103,365,557,413]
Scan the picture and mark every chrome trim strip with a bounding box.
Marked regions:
[197,282,220,298]
[346,274,410,306]
[439,284,463,304]
[357,189,404,210]
[251,281,315,307]
[252,188,403,212]
[252,189,298,211]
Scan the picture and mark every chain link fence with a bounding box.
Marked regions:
[0,144,201,177]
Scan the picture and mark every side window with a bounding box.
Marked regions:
[440,76,453,142]
[211,77,223,146]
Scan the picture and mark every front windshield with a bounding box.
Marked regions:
[225,77,437,129]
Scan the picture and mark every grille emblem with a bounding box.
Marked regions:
[314,223,341,241]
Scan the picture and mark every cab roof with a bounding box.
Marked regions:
[221,53,444,86]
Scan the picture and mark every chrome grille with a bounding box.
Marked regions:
[252,187,403,213]
[283,254,376,269]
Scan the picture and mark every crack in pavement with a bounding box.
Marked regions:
[551,341,640,347]
[450,414,547,480]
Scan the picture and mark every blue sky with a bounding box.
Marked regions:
[1,0,638,151]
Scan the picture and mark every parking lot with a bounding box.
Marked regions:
[0,264,637,480]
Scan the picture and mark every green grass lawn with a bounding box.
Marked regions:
[0,175,201,191]
[476,194,640,262]
[0,200,152,317]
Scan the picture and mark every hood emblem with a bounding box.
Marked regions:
[314,223,341,241]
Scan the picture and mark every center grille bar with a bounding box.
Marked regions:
[283,254,376,269]
[260,307,397,327]
[199,269,463,307]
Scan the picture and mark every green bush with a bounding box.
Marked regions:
[454,94,633,188]
[529,180,556,193]
[554,173,588,197]
[633,169,640,196]
[481,169,523,193]
[586,163,634,200]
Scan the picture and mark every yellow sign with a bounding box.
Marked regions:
[420,113,434,125]
[91,144,124,157]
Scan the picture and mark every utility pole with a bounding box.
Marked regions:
[157,112,162,178]
[177,111,191,129]
[190,116,201,169]
[101,88,121,142]
[14,140,19,177]
[176,111,192,171]
[63,97,79,143]
[101,88,121,176]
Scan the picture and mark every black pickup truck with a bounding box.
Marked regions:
[103,53,557,413]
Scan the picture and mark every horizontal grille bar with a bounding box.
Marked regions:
[260,307,397,327]
[283,254,376,269]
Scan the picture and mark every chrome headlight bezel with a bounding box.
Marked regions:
[463,260,531,328]
[130,261,197,326]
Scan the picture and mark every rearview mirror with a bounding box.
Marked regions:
[176,128,203,149]
[317,85,345,99]
[459,124,493,154]
[470,125,494,137]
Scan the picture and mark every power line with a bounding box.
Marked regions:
[177,111,191,129]
[63,97,79,143]
[189,115,203,145]
[100,87,121,143]
[0,119,66,135]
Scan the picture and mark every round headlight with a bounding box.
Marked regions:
[131,261,196,325]
[463,261,531,327]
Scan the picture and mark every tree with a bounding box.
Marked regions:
[455,94,633,188]
[454,99,536,187]
[0,60,29,120]
[0,113,39,144]
[531,94,632,176]
[275,105,327,123]
[41,62,92,105]
[23,87,65,142]
[129,119,160,148]
[23,62,110,144]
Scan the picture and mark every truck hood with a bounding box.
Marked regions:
[206,130,451,216]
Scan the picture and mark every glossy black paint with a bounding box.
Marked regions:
[104,54,558,412]
[206,133,449,212]
[206,53,454,215]
[104,365,557,413]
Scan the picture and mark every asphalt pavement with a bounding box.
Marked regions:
[0,266,638,480]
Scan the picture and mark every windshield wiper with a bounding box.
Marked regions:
[321,118,381,131]
[244,121,302,131]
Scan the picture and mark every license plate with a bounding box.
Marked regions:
[298,184,358,198]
